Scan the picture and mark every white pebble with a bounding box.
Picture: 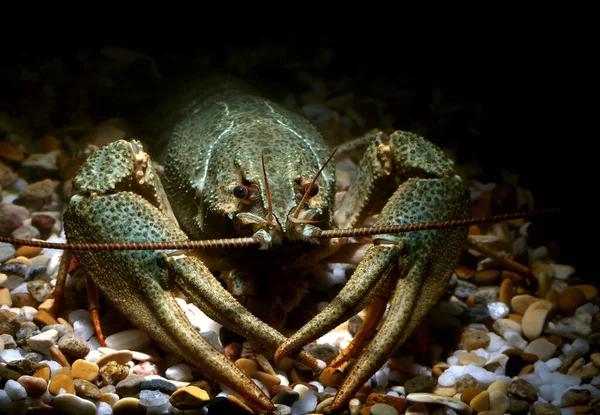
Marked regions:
[570,338,591,356]
[576,303,600,315]
[291,389,317,415]
[503,331,527,350]
[546,357,562,371]
[487,332,507,352]
[276,374,289,386]
[140,390,170,407]
[487,302,509,320]
[39,360,63,376]
[68,308,93,325]
[309,381,324,393]
[174,297,188,312]
[11,282,29,294]
[87,336,101,350]
[73,319,94,341]
[19,306,37,321]
[4,380,27,400]
[27,329,58,353]
[438,371,457,386]
[520,373,543,388]
[387,391,401,398]
[0,390,11,412]
[105,329,151,351]
[550,263,575,280]
[1,349,23,361]
[375,369,389,388]
[187,303,222,333]
[185,310,202,331]
[165,363,193,382]
[85,349,101,363]
[96,401,112,415]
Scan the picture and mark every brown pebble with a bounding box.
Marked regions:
[470,390,490,413]
[6,256,32,265]
[99,361,129,386]
[224,342,242,361]
[558,287,586,315]
[319,366,344,388]
[518,364,535,375]
[289,366,313,384]
[74,378,101,400]
[487,381,508,394]
[33,309,58,327]
[432,363,450,378]
[33,365,50,382]
[270,384,292,395]
[72,359,99,382]
[458,329,490,351]
[499,278,513,306]
[571,285,598,301]
[255,354,277,376]
[461,387,486,404]
[253,370,280,390]
[227,395,254,414]
[508,314,523,324]
[49,345,70,367]
[235,358,258,377]
[17,375,47,398]
[570,405,592,414]
[0,310,21,337]
[0,141,24,161]
[474,269,501,286]
[113,397,145,415]
[49,373,75,395]
[169,385,211,410]
[511,294,539,315]
[0,288,11,307]
[456,266,475,280]
[367,393,409,413]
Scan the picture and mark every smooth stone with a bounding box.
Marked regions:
[489,390,509,413]
[140,378,178,395]
[74,378,101,400]
[511,294,539,315]
[112,397,145,415]
[165,362,193,381]
[407,393,472,414]
[272,390,300,406]
[71,359,99,382]
[507,400,531,415]
[508,379,538,402]
[132,360,159,377]
[558,287,586,315]
[105,329,151,351]
[474,269,501,286]
[0,288,11,307]
[48,373,74,395]
[461,387,485,404]
[561,389,591,407]
[115,375,146,398]
[499,278,513,306]
[366,393,409,414]
[95,349,133,367]
[523,337,557,361]
[455,374,478,392]
[522,300,553,340]
[235,358,259,376]
[1,333,16,349]
[32,310,57,327]
[318,367,343,388]
[405,402,428,415]
[16,375,47,398]
[169,385,210,410]
[254,370,281,390]
[531,402,560,415]
[32,365,50,382]
[51,393,97,415]
[315,397,335,414]
[99,392,120,407]
[572,284,598,301]
[404,375,438,395]
[371,403,399,415]
[458,329,490,351]
[470,390,489,413]
[57,333,89,359]
[457,353,487,367]
[493,318,521,335]
[590,353,600,368]
[4,379,27,400]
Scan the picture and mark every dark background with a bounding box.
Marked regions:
[0,40,586,278]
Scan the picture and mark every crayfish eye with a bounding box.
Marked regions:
[232,185,250,199]
[302,183,319,197]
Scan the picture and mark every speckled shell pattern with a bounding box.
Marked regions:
[163,81,335,242]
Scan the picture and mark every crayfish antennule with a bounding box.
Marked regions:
[293,146,338,219]
[261,155,275,225]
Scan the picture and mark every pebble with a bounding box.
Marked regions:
[509,379,538,402]
[169,385,210,409]
[113,397,145,415]
[73,378,101,399]
[32,365,50,382]
[458,329,490,351]
[165,362,193,381]
[27,329,58,354]
[99,361,129,386]
[507,399,531,415]
[105,329,151,351]
[457,353,487,367]
[406,393,472,414]
[291,388,317,414]
[318,366,344,388]
[523,337,557,361]
[488,390,509,413]
[493,318,522,335]
[487,302,509,320]
[469,390,489,413]
[115,375,146,397]
[140,378,178,395]
[71,359,99,381]
[52,393,97,415]
[371,403,399,415]
[48,373,75,395]
[474,269,501,286]
[139,389,170,407]
[405,402,429,415]
[4,379,27,400]
[531,402,561,415]
[511,294,539,315]
[133,360,159,376]
[17,375,47,398]
[273,390,300,406]
[95,349,134,367]
[32,309,57,327]
[561,389,591,407]
[558,287,586,315]
[461,387,485,404]
[405,375,438,395]
[522,300,553,340]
